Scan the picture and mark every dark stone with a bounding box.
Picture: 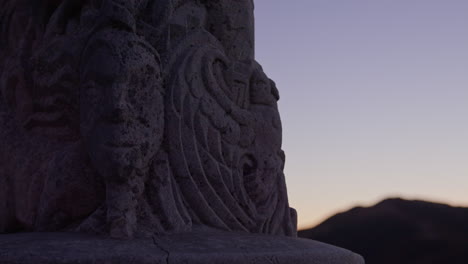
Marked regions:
[0,0,363,263]
[0,229,364,264]
[0,0,295,238]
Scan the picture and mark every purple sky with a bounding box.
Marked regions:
[254,0,468,228]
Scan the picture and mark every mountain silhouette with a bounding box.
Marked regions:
[298,198,468,264]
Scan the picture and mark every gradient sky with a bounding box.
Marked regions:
[254,0,468,229]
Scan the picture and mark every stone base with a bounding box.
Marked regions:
[0,229,364,264]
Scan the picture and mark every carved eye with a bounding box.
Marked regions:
[81,82,102,106]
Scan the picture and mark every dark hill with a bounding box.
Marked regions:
[298,198,468,264]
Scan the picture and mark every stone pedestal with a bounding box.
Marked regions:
[0,230,363,264]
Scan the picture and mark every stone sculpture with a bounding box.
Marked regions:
[0,1,363,263]
[0,0,295,238]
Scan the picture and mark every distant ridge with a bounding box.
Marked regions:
[299,198,468,264]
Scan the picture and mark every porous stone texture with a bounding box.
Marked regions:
[0,229,364,264]
[0,0,363,263]
[0,0,295,239]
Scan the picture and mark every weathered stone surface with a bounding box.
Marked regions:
[0,0,295,239]
[0,229,364,264]
[0,0,363,263]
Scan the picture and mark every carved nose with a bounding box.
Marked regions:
[107,85,131,123]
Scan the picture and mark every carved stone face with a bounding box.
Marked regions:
[80,33,164,178]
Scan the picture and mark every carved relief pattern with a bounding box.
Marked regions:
[0,0,297,238]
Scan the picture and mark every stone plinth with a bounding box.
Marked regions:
[0,229,363,264]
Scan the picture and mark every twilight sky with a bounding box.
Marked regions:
[254,0,468,229]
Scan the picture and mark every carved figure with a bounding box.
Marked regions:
[78,29,166,238]
[0,0,296,238]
